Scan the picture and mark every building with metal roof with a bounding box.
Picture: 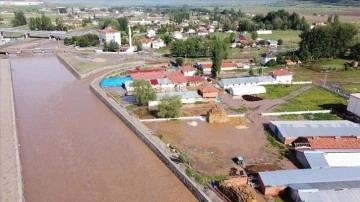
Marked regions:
[269,120,360,144]
[218,76,276,90]
[288,181,360,202]
[347,93,360,117]
[297,151,360,168]
[258,167,360,196]
[228,86,266,96]
[148,91,202,106]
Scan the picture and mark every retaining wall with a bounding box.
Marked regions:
[90,76,212,202]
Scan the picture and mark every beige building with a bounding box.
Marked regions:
[99,27,121,45]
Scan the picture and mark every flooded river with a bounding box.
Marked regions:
[11,55,196,202]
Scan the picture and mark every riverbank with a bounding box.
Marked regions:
[90,75,219,202]
[0,58,24,202]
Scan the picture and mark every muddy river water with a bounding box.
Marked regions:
[10,55,196,202]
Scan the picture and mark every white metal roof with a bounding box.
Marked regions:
[259,167,360,187]
[350,93,360,99]
[155,91,201,100]
[270,120,360,138]
[324,153,360,167]
[297,188,360,202]
[218,76,275,86]
[229,86,266,96]
[289,181,360,191]
[303,151,329,169]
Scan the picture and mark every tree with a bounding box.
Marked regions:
[161,34,173,46]
[276,54,286,65]
[41,14,52,30]
[350,43,360,61]
[251,32,258,40]
[108,41,119,52]
[258,67,263,75]
[210,38,226,79]
[266,59,277,67]
[176,57,184,66]
[249,68,255,76]
[277,39,283,45]
[157,95,182,118]
[131,80,156,106]
[136,42,143,52]
[12,11,27,27]
[117,17,129,32]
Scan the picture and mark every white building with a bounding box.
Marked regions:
[148,91,203,106]
[228,86,266,96]
[147,29,156,38]
[218,76,276,90]
[99,27,121,45]
[180,66,197,77]
[260,53,277,66]
[269,69,293,84]
[172,31,183,40]
[256,30,272,35]
[152,39,165,49]
[267,40,278,47]
[348,93,360,116]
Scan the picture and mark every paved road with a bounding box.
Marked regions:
[0,58,24,202]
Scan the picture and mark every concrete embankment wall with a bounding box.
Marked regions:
[0,58,25,202]
[90,76,212,202]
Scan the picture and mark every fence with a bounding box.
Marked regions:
[291,81,312,85]
[318,85,350,100]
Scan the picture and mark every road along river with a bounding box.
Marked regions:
[10,54,196,202]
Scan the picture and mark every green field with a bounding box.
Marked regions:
[244,30,301,49]
[340,84,360,94]
[275,86,347,112]
[259,84,303,99]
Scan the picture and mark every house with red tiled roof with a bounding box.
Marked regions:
[198,62,238,73]
[198,84,219,101]
[129,70,168,80]
[285,60,296,66]
[167,72,188,90]
[140,38,152,48]
[234,35,248,45]
[99,27,121,46]
[180,66,197,76]
[187,76,206,87]
[269,69,293,84]
[128,68,165,74]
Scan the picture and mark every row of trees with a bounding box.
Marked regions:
[170,36,228,59]
[239,10,309,32]
[28,14,54,31]
[64,34,99,47]
[100,17,129,33]
[298,21,358,61]
[169,10,190,24]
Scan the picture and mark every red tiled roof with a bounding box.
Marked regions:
[130,71,168,80]
[285,60,296,65]
[187,76,206,83]
[128,68,165,74]
[307,137,360,150]
[221,62,237,68]
[271,69,292,76]
[238,35,247,41]
[150,79,159,85]
[167,72,188,84]
[198,85,219,93]
[100,28,120,33]
[201,63,212,69]
[140,38,152,44]
[180,66,196,72]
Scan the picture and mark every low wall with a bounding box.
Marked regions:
[292,81,312,85]
[261,110,331,116]
[56,53,82,79]
[90,76,212,202]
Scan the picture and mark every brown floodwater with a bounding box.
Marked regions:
[10,54,196,202]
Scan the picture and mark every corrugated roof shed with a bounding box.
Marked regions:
[218,76,275,86]
[155,91,201,100]
[270,120,360,139]
[303,151,329,169]
[297,188,360,202]
[259,167,360,187]
[289,181,360,191]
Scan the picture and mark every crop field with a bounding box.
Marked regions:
[275,86,347,112]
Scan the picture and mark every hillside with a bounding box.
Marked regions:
[295,0,360,6]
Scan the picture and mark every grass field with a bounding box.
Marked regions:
[259,84,303,99]
[340,84,360,94]
[244,30,301,49]
[279,113,341,120]
[275,86,347,112]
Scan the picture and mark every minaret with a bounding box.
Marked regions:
[128,24,132,48]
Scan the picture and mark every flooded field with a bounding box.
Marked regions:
[11,55,196,202]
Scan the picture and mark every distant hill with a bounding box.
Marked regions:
[295,0,360,6]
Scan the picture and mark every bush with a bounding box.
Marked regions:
[266,59,277,67]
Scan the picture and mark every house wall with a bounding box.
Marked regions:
[275,75,293,84]
[295,151,310,168]
[259,178,285,196]
[201,92,218,98]
[284,137,297,144]
[347,95,360,116]
[100,32,121,45]
[183,71,196,77]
